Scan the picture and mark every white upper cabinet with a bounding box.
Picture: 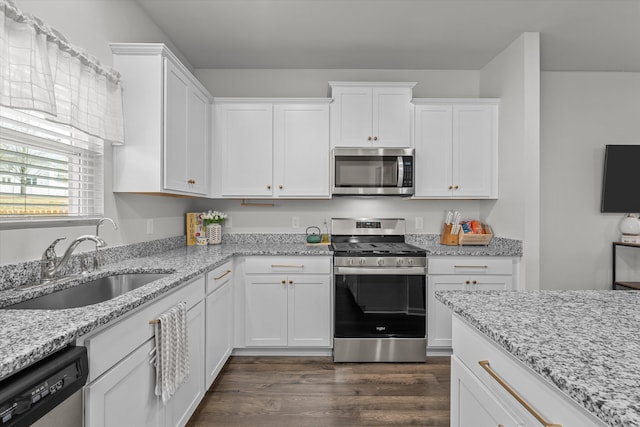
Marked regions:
[111,43,212,196]
[329,82,415,148]
[413,99,498,199]
[213,99,331,198]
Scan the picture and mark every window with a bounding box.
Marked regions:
[0,0,123,228]
[0,108,104,222]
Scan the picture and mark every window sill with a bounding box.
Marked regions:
[0,217,101,230]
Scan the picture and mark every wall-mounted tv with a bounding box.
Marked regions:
[601,145,640,213]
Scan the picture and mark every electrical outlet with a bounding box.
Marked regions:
[225,216,232,228]
[292,216,300,228]
[146,219,154,235]
[415,217,424,230]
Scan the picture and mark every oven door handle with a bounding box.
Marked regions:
[334,266,426,275]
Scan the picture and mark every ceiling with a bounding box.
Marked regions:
[135,0,640,72]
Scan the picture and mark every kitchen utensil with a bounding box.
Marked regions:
[306,226,322,244]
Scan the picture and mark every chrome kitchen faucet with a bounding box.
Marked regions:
[40,235,107,283]
[94,218,118,270]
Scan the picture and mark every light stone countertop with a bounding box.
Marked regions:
[0,233,522,382]
[436,290,640,427]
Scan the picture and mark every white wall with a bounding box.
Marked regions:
[479,33,540,289]
[0,0,201,265]
[540,72,640,290]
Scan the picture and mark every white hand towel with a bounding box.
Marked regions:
[153,302,190,403]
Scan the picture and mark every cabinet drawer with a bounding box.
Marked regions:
[428,257,513,275]
[85,276,205,382]
[245,256,330,275]
[206,260,233,294]
[452,316,607,426]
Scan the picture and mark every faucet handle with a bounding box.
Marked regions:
[43,237,66,260]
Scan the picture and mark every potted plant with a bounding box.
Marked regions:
[202,210,227,244]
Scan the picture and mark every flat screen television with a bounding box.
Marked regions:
[601,145,640,213]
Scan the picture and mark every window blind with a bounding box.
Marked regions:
[0,108,104,220]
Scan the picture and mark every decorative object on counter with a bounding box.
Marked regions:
[306,226,322,244]
[196,236,208,246]
[321,219,330,243]
[202,210,227,245]
[185,212,205,246]
[440,210,493,246]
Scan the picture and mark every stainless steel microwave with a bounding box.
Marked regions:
[332,148,414,196]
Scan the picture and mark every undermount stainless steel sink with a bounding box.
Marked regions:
[7,273,170,310]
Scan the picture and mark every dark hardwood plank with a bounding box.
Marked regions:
[187,356,451,427]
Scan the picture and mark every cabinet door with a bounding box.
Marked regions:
[451,356,524,427]
[166,301,205,427]
[427,276,464,348]
[164,59,190,193]
[453,104,497,198]
[85,339,163,427]
[287,274,331,347]
[245,275,288,346]
[372,86,412,147]
[331,86,373,147]
[414,104,454,197]
[273,104,330,197]
[205,281,233,389]
[218,104,273,196]
[185,86,209,195]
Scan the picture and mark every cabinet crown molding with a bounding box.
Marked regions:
[329,81,417,88]
[213,97,332,104]
[412,98,500,104]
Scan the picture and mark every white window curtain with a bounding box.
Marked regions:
[0,0,124,143]
[0,0,124,223]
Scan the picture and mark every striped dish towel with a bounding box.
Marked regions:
[153,302,190,403]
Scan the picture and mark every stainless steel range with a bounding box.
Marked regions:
[331,218,427,362]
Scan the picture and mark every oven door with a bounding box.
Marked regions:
[334,267,426,338]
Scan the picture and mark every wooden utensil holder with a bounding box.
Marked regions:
[440,223,460,246]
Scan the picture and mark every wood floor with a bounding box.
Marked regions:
[186,356,451,427]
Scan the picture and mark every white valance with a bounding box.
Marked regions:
[0,0,124,144]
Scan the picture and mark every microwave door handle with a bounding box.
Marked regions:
[397,156,404,187]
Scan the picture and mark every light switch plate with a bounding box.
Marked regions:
[146,219,154,234]
[415,217,424,230]
[292,216,300,228]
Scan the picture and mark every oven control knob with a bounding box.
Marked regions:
[396,258,404,266]
[377,258,384,266]
[347,258,355,265]
[359,258,366,265]
[407,258,415,266]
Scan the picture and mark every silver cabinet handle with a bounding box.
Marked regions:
[479,360,562,427]
[454,265,488,269]
[214,269,232,281]
[271,264,304,268]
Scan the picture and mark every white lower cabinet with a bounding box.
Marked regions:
[451,316,608,427]
[451,356,522,427]
[243,257,332,348]
[83,276,206,427]
[205,262,234,389]
[427,257,515,350]
[85,339,162,427]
